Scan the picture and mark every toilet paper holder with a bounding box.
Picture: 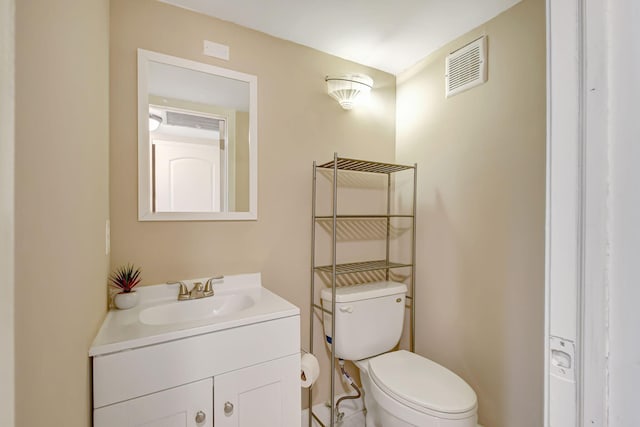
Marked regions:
[300,350,320,388]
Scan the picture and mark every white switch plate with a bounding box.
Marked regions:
[203,40,229,60]
[105,219,110,255]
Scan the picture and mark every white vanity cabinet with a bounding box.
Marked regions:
[94,353,299,427]
[91,303,300,427]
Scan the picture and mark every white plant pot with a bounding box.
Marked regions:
[114,291,139,310]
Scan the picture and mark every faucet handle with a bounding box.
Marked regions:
[203,280,213,294]
[168,281,190,300]
[204,275,222,296]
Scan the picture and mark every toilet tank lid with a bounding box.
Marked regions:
[320,281,407,303]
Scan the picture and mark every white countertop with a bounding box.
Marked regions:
[89,273,299,357]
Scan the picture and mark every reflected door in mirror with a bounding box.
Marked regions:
[153,139,220,212]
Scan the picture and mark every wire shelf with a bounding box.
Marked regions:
[314,260,413,275]
[316,157,414,174]
[314,214,414,219]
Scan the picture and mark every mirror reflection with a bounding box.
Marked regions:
[138,49,257,221]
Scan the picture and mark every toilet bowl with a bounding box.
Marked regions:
[354,350,477,427]
[320,281,478,427]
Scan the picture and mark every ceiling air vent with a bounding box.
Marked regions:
[166,111,220,131]
[445,36,487,98]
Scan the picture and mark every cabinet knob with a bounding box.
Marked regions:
[195,410,206,423]
[224,401,234,416]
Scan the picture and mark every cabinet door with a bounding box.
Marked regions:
[214,355,300,427]
[94,378,213,427]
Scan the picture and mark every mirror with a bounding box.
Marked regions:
[137,49,257,221]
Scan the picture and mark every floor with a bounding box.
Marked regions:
[301,394,366,427]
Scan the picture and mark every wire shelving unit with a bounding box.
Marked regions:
[308,153,417,427]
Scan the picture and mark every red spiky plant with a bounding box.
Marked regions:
[109,264,142,293]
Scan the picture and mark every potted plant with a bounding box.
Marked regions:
[109,264,142,310]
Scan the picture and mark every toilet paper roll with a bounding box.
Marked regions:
[300,353,320,388]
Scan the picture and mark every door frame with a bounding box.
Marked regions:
[545,0,609,425]
[0,0,15,426]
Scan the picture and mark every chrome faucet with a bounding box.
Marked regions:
[168,275,223,301]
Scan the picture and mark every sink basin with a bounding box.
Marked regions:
[139,294,255,326]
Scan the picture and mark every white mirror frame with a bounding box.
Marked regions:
[137,49,258,221]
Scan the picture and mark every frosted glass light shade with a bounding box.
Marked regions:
[325,74,374,110]
[149,113,162,131]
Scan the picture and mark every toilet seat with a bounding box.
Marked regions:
[368,350,477,418]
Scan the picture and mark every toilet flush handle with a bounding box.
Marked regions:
[339,306,353,313]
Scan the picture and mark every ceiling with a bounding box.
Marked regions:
[159,0,521,75]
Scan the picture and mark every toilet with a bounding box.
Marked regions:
[321,281,478,427]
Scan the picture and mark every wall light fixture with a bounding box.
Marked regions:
[149,113,162,132]
[325,74,373,110]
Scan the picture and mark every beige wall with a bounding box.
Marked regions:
[395,0,546,426]
[14,1,110,426]
[110,0,395,364]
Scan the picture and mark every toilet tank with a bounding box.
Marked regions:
[321,281,407,361]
